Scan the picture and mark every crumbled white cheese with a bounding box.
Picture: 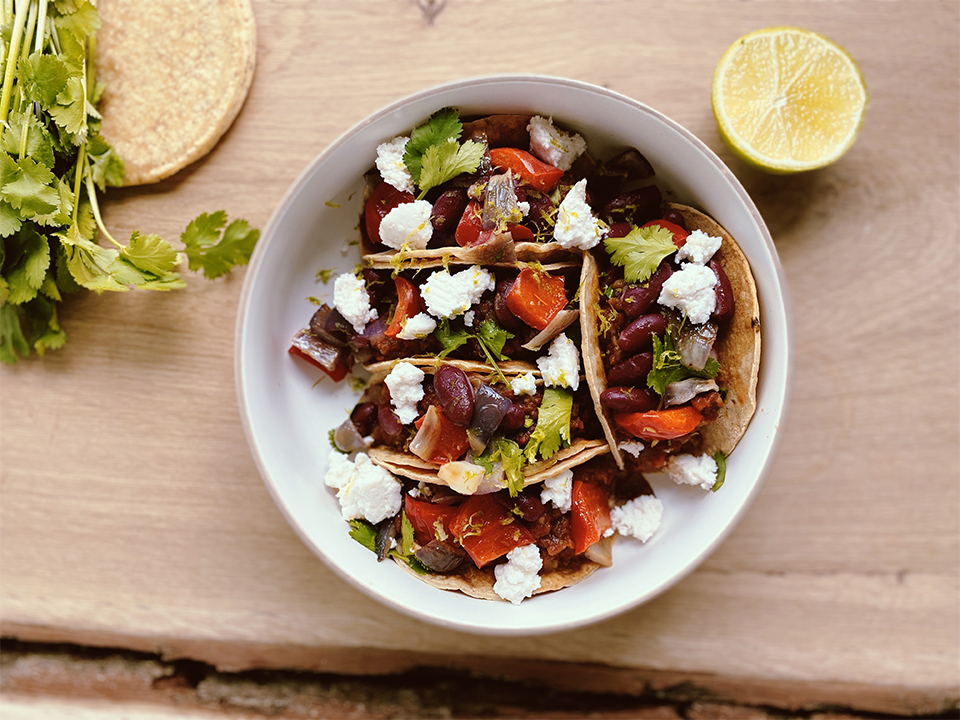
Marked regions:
[664,453,718,491]
[463,310,475,327]
[510,372,538,396]
[493,544,543,605]
[675,229,722,266]
[324,452,402,523]
[527,116,587,172]
[658,264,717,325]
[517,200,531,216]
[333,272,378,333]
[396,312,437,341]
[384,361,425,425]
[420,265,494,319]
[540,468,573,513]
[553,179,606,250]
[609,495,663,543]
[375,136,415,194]
[536,332,580,391]
[619,440,645,458]
[378,199,433,250]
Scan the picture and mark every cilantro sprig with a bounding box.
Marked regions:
[0,0,258,363]
[647,331,720,396]
[403,108,485,199]
[524,387,573,463]
[604,224,677,283]
[434,317,514,383]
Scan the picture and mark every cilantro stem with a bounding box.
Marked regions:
[475,334,508,385]
[84,159,121,247]
[71,142,85,225]
[0,0,30,129]
[34,0,48,53]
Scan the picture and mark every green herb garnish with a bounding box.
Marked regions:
[711,451,726,492]
[604,224,676,283]
[402,108,484,199]
[646,332,720,397]
[523,387,573,463]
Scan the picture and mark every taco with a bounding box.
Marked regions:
[581,202,761,473]
[358,109,613,268]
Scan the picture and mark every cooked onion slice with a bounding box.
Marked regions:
[664,378,719,406]
[676,320,718,371]
[584,535,614,567]
[409,405,443,463]
[333,418,372,453]
[522,308,579,351]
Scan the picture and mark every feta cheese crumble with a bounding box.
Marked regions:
[536,333,580,391]
[553,179,606,250]
[664,453,719,491]
[658,264,717,325]
[493,544,543,605]
[510,372,538,396]
[375,136,415,194]
[333,272,378,333]
[527,116,587,172]
[540,468,573,513]
[609,495,663,543]
[384,361,425,425]
[324,452,402,523]
[675,229,722,266]
[378,199,434,250]
[420,265,494,319]
[618,440,645,458]
[396,312,437,340]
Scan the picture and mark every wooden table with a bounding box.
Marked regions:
[2,1,958,717]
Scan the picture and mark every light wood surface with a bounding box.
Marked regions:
[2,1,958,716]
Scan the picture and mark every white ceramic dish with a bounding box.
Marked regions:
[235,75,791,635]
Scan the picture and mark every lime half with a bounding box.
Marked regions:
[712,27,868,173]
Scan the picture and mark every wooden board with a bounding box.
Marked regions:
[2,1,958,716]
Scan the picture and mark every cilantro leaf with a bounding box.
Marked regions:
[181,211,259,279]
[1,155,61,217]
[417,139,485,198]
[347,519,378,553]
[482,438,525,496]
[3,111,56,169]
[3,226,51,304]
[604,224,677,283]
[0,303,29,364]
[523,387,573,463]
[477,319,513,361]
[19,52,72,108]
[86,133,125,191]
[711,451,726,492]
[403,107,463,183]
[434,317,471,357]
[646,332,720,396]
[120,232,179,276]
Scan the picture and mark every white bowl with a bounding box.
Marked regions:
[235,75,791,635]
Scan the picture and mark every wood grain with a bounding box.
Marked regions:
[1,1,958,715]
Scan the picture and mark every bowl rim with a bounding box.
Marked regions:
[235,73,793,635]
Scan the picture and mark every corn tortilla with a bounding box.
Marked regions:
[96,0,257,185]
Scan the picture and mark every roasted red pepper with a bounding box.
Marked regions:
[404,495,460,547]
[505,266,568,330]
[384,276,423,338]
[614,406,702,440]
[641,219,690,249]
[288,345,351,382]
[455,200,484,246]
[450,494,535,567]
[488,147,564,192]
[570,480,612,555]
[364,181,415,246]
[413,408,470,464]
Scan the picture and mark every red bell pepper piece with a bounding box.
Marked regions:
[450,494,535,567]
[288,345,351,382]
[641,219,690,249]
[570,480,612,555]
[505,266,568,330]
[614,406,703,441]
[404,495,460,546]
[384,276,423,338]
[365,181,415,245]
[488,147,564,192]
[455,200,484,246]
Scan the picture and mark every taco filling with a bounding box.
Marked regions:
[289,108,760,604]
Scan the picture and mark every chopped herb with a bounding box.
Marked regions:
[711,451,726,492]
[604,224,676,283]
[306,296,322,305]
[316,268,333,283]
[646,331,720,396]
[348,519,378,553]
[324,201,340,208]
[523,387,573,463]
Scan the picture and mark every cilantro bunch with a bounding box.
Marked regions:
[0,0,257,363]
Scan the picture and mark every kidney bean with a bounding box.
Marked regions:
[600,387,660,413]
[434,364,475,427]
[507,492,545,522]
[617,313,668,355]
[710,259,734,322]
[494,277,526,333]
[621,262,674,319]
[601,185,663,226]
[607,352,654,386]
[662,209,688,230]
[350,402,378,437]
[430,188,468,235]
[498,401,526,432]
[606,222,633,239]
[378,400,404,441]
